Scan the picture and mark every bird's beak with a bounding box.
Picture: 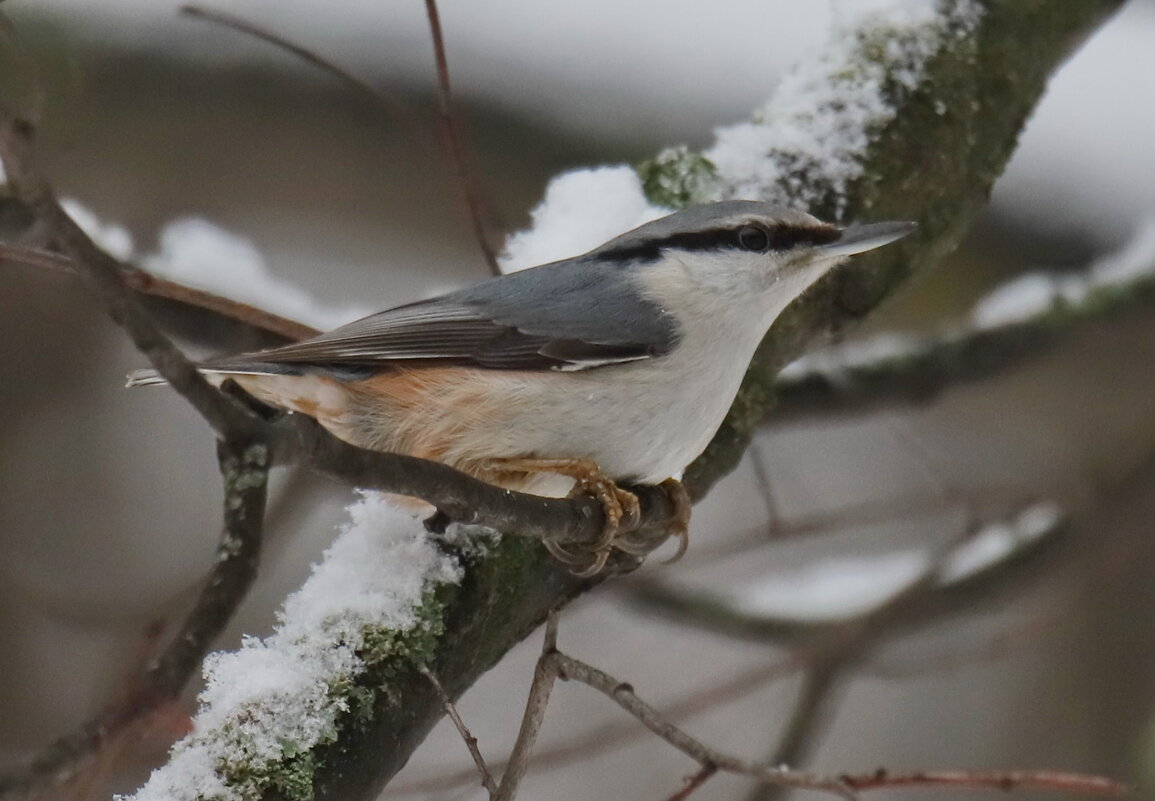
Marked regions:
[820,220,917,258]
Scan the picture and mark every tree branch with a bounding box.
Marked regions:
[0,437,268,798]
[768,246,1155,425]
[0,241,318,342]
[550,650,1128,799]
[0,111,258,439]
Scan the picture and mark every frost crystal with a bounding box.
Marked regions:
[125,495,463,801]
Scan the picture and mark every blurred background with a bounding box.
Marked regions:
[2,1,1155,799]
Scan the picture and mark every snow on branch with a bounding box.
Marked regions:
[126,495,463,801]
[58,200,366,332]
[503,0,983,271]
[708,0,982,212]
[772,218,1155,421]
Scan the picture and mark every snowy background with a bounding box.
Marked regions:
[3,1,1155,799]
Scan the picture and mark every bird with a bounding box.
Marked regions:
[129,200,914,573]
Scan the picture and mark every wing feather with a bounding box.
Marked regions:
[206,257,681,374]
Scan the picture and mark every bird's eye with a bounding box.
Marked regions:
[738,224,770,252]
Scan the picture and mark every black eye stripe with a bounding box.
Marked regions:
[598,223,840,263]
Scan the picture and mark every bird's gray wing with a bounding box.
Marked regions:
[210,257,681,373]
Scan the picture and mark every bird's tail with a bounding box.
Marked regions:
[125,368,168,388]
[125,361,314,389]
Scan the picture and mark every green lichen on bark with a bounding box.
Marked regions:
[636,146,721,208]
[192,587,453,801]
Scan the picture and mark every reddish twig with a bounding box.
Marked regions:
[551,649,1129,799]
[422,0,501,275]
[840,769,1131,797]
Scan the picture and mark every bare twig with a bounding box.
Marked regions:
[0,438,268,798]
[495,612,560,801]
[179,4,425,145]
[838,770,1131,797]
[746,665,842,801]
[0,109,257,439]
[420,665,498,798]
[550,650,1129,799]
[549,650,855,798]
[664,764,719,801]
[392,652,810,797]
[423,0,500,275]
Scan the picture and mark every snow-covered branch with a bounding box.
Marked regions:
[771,219,1155,422]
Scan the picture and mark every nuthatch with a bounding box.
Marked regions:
[130,201,914,572]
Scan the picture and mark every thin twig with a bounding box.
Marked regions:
[549,650,855,799]
[746,664,842,801]
[495,612,560,801]
[839,770,1131,797]
[0,109,257,439]
[663,764,718,801]
[550,650,1130,799]
[748,442,784,539]
[420,665,498,798]
[422,0,500,275]
[179,4,426,145]
[392,652,810,797]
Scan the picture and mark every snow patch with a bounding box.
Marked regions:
[938,503,1061,584]
[499,166,665,272]
[143,218,369,330]
[972,217,1155,329]
[708,0,982,212]
[61,199,135,261]
[779,332,924,382]
[125,494,463,801]
[728,502,1061,621]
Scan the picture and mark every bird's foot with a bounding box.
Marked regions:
[608,478,691,564]
[484,457,642,576]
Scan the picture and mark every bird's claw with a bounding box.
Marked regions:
[484,457,689,576]
[557,475,688,576]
